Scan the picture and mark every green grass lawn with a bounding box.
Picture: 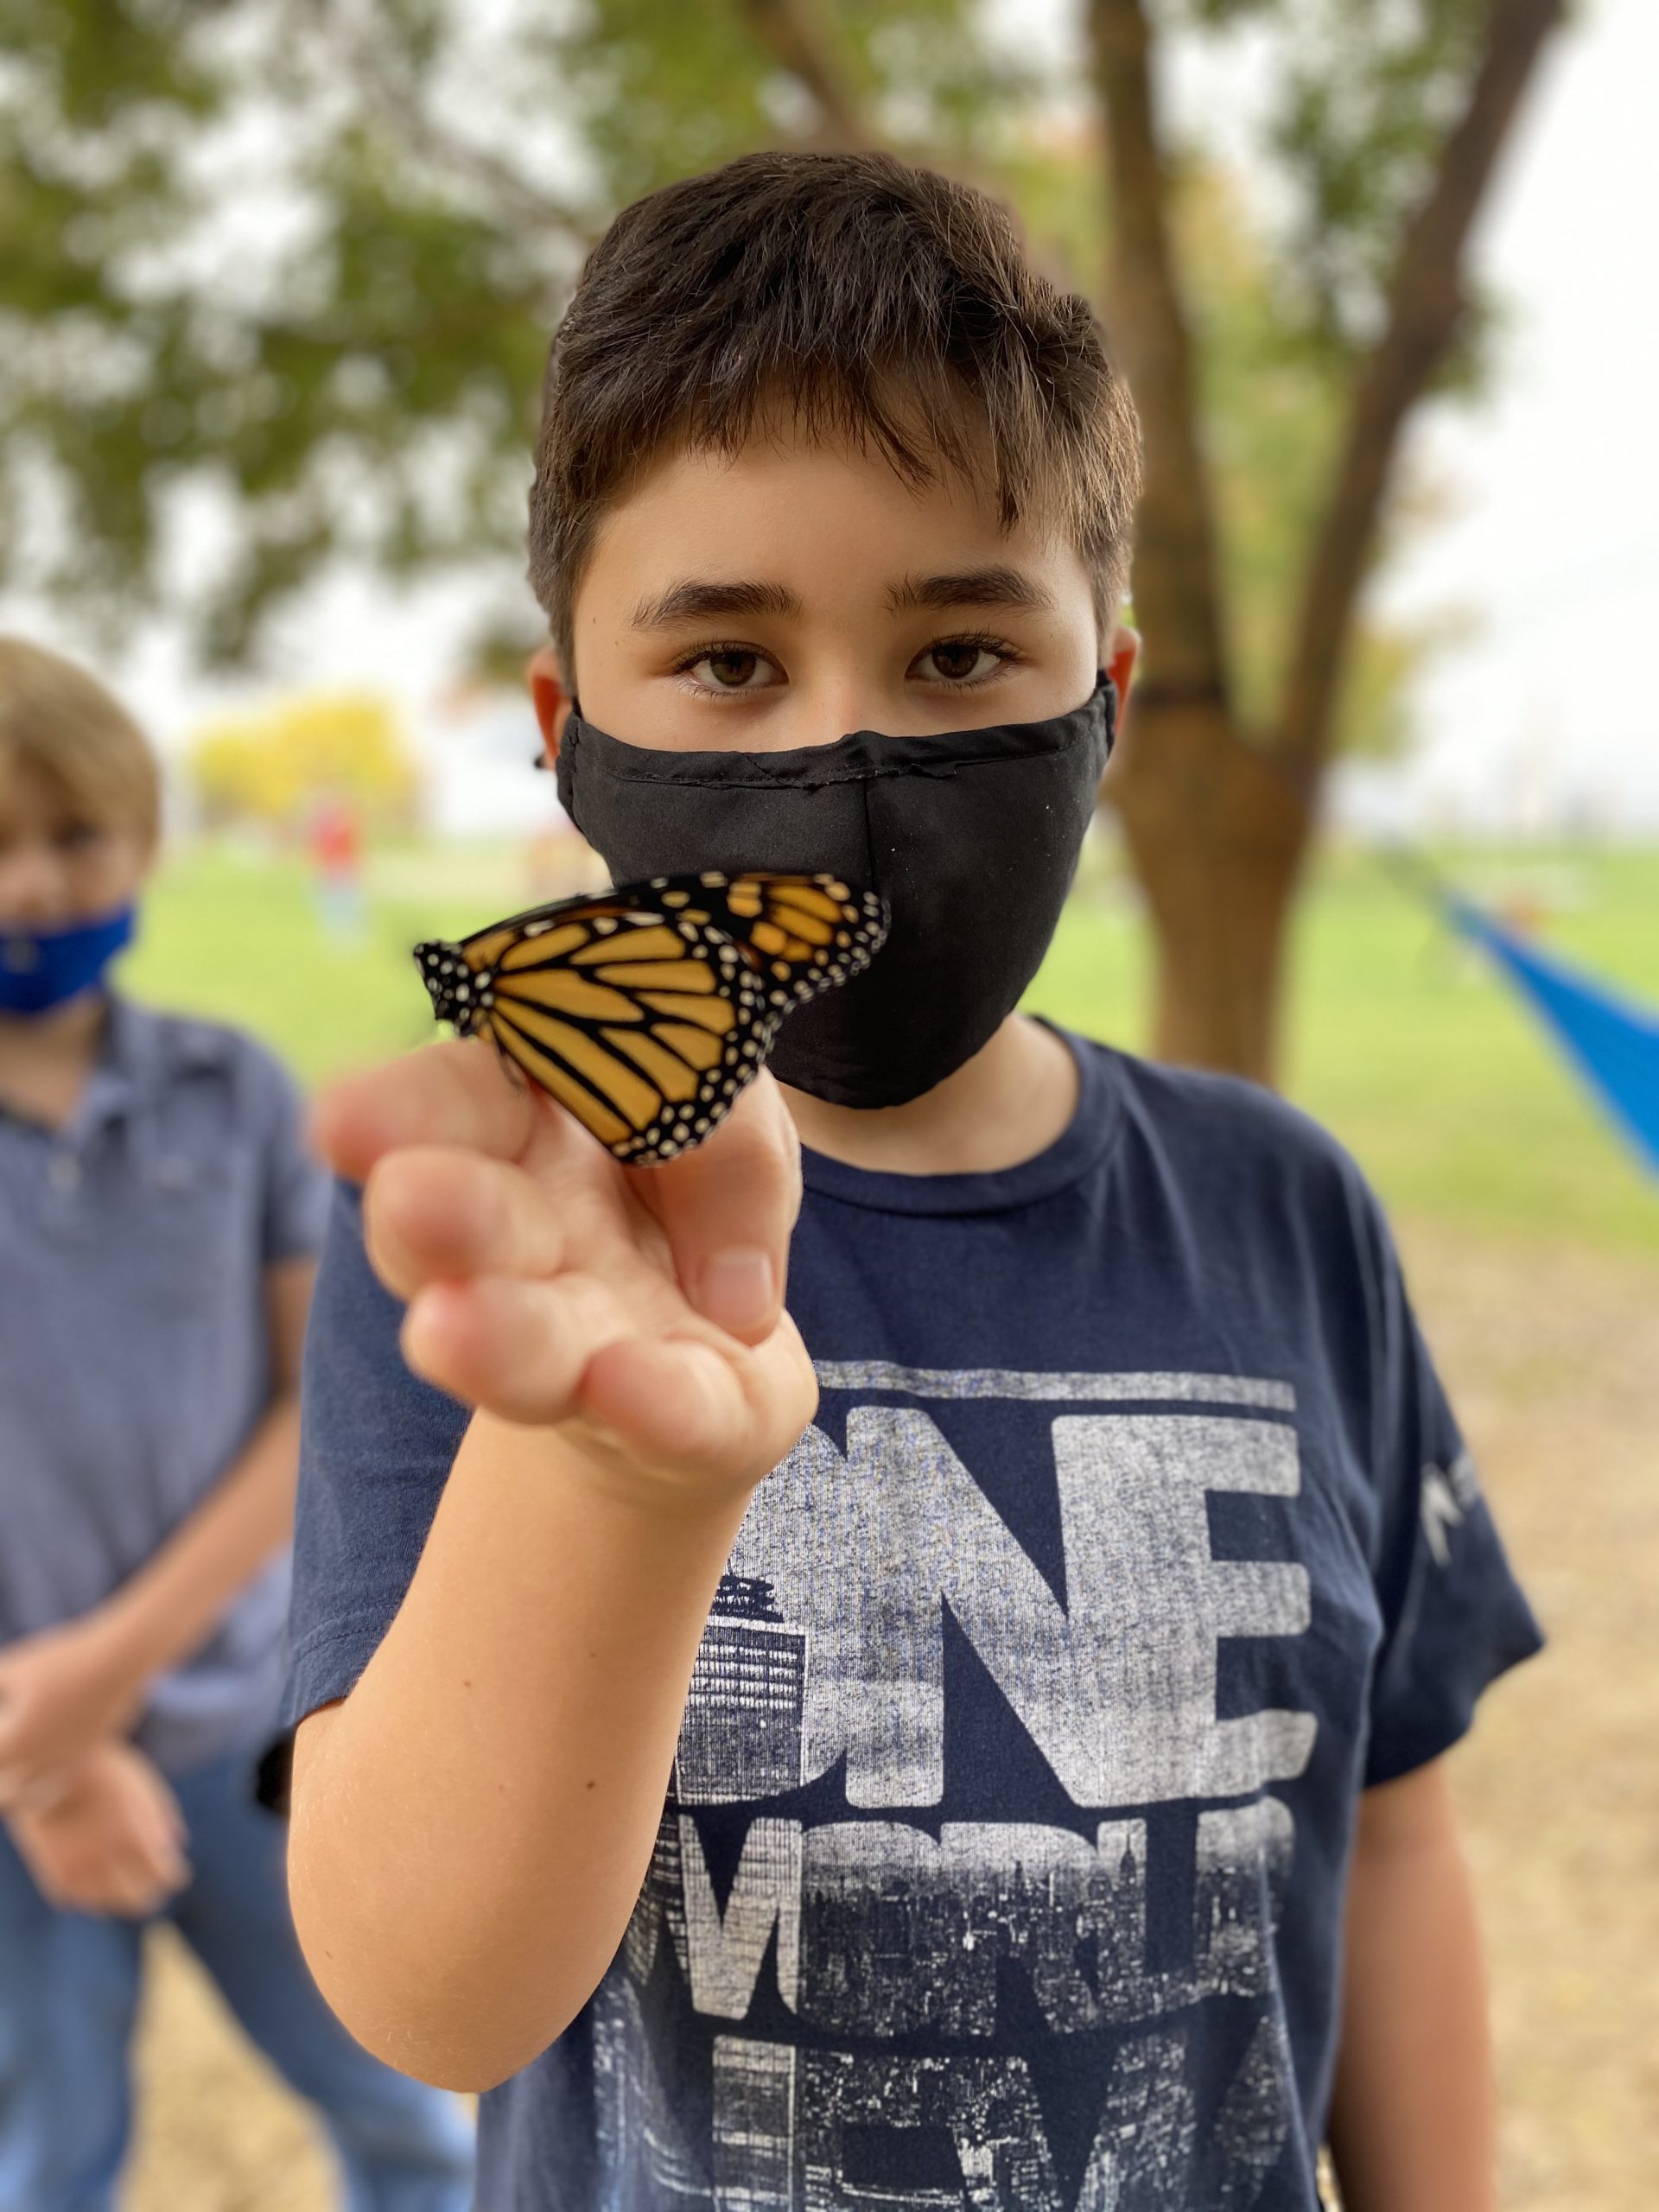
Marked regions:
[125,836,1659,1256]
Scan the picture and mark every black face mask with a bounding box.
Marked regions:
[555,676,1116,1109]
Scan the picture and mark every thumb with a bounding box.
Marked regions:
[630,1072,803,1345]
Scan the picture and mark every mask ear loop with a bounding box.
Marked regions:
[1099,671,1119,766]
[532,696,584,768]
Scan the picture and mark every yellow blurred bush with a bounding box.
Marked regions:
[188,693,418,834]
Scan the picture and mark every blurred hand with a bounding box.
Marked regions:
[314,1039,817,1506]
[0,1618,144,1808]
[7,1741,190,1917]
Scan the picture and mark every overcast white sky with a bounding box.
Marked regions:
[1366,0,1659,833]
[9,0,1656,836]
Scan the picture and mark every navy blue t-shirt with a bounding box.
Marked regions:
[283,1031,1543,2212]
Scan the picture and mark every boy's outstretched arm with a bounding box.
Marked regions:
[1326,1757,1498,2212]
[286,1040,816,2093]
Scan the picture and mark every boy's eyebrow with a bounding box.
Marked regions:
[631,579,803,627]
[887,566,1056,614]
[631,567,1057,630]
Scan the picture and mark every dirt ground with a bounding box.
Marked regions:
[126,1217,1659,2211]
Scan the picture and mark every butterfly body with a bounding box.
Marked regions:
[415,870,887,1165]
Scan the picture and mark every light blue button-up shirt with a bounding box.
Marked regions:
[0,996,330,1773]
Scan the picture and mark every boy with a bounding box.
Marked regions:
[284,154,1544,2211]
[0,637,475,2210]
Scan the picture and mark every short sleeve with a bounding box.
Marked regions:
[280,1181,470,1727]
[1356,1181,1546,1786]
[244,1040,333,1264]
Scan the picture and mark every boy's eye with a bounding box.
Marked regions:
[913,641,1006,686]
[55,821,105,854]
[683,647,779,692]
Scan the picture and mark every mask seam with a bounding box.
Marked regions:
[559,680,1114,795]
[566,722,1109,794]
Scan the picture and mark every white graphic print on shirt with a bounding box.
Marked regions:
[601,1370,1319,2211]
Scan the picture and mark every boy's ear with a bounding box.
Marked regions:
[526,645,574,767]
[1106,623,1140,722]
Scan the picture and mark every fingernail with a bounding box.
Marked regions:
[697,1248,775,1335]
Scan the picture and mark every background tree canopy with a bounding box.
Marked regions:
[0,0,1565,1074]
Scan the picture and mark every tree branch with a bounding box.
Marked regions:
[308,0,598,247]
[1088,0,1230,708]
[736,0,877,151]
[1274,0,1565,779]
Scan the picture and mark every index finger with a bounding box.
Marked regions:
[312,1039,537,1185]
[628,1071,803,1346]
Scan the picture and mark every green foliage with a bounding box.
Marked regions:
[1166,0,1496,365]
[993,135,1443,749]
[0,1,556,656]
[0,0,1501,752]
[550,0,1038,203]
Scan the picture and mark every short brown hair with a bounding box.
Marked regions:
[0,636,162,845]
[529,151,1141,677]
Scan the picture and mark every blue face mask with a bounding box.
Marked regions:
[0,906,137,1016]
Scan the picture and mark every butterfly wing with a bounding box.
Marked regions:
[413,871,884,1165]
[638,871,889,1014]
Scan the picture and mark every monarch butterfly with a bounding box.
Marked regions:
[415,870,888,1165]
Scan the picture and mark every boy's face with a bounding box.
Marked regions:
[534,426,1128,754]
[0,766,152,934]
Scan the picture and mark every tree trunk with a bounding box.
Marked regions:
[1090,0,1230,706]
[1090,0,1564,1082]
[1092,0,1309,1078]
[1108,693,1312,1083]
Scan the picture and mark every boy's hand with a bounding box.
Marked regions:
[314,1039,817,1503]
[6,1740,190,1918]
[0,1619,144,1808]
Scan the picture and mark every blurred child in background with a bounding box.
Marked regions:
[308,789,367,944]
[0,637,474,2211]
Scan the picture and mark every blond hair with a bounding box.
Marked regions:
[0,636,162,846]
